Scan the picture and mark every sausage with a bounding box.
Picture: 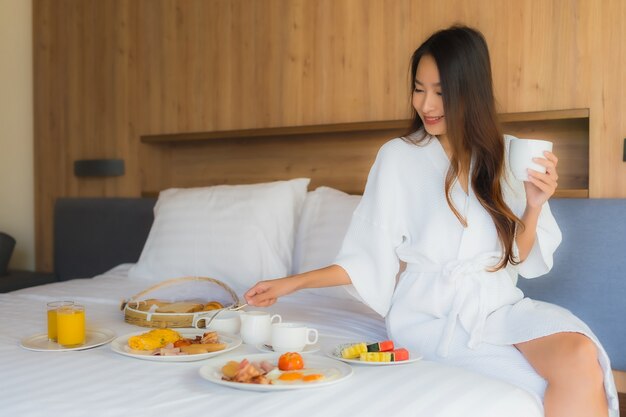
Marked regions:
[179,343,226,354]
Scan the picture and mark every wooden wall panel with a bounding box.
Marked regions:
[588,0,626,197]
[34,0,626,271]
[138,108,591,197]
[133,0,417,133]
[35,0,141,271]
[145,130,399,196]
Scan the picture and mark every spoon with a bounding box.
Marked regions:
[202,303,248,329]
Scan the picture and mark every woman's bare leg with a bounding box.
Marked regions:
[515,332,607,417]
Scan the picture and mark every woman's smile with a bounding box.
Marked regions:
[422,115,444,125]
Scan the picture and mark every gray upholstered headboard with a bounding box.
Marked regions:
[52,197,626,369]
[54,198,156,282]
[517,199,626,370]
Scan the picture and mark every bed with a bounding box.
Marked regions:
[2,181,624,417]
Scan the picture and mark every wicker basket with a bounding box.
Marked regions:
[121,276,240,328]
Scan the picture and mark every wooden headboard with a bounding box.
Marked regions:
[138,109,589,198]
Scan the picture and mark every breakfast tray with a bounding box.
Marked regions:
[121,276,240,328]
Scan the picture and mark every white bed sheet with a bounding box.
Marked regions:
[0,265,542,417]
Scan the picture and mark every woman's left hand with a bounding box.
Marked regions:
[524,151,559,208]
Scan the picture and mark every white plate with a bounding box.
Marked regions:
[198,352,353,391]
[20,328,116,352]
[110,330,241,362]
[254,343,320,354]
[326,343,422,366]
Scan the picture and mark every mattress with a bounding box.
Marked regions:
[0,265,542,417]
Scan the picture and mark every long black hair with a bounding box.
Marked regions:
[404,26,522,269]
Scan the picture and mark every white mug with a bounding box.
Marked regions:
[239,310,282,345]
[509,138,553,181]
[205,310,241,334]
[271,322,318,353]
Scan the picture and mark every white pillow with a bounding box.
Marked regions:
[129,178,310,295]
[292,186,361,300]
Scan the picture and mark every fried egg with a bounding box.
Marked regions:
[265,367,342,385]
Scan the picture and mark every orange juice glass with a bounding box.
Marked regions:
[57,304,85,347]
[47,301,74,342]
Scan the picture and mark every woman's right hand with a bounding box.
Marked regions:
[244,276,301,307]
[244,265,351,307]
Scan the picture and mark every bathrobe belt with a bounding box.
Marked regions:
[405,252,502,357]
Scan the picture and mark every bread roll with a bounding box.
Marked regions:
[155,302,204,313]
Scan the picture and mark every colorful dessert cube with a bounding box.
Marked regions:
[341,342,368,359]
[366,340,395,352]
[359,352,392,362]
[391,348,410,361]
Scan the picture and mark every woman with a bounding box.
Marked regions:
[245,26,617,417]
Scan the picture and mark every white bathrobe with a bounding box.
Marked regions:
[334,134,618,414]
